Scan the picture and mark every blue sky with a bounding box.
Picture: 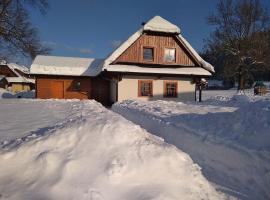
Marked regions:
[29,0,270,59]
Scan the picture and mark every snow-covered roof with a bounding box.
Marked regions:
[103,15,215,74]
[143,16,181,34]
[0,60,7,65]
[5,77,35,84]
[177,35,215,73]
[103,29,143,67]
[7,63,29,74]
[105,64,211,76]
[30,55,104,77]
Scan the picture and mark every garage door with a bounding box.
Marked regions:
[51,81,64,99]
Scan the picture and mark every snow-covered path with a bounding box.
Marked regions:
[112,93,270,200]
[0,99,223,200]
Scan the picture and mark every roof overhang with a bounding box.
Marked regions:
[104,64,212,76]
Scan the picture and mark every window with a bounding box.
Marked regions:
[164,81,178,97]
[73,81,81,91]
[143,47,154,61]
[164,48,176,62]
[138,80,153,97]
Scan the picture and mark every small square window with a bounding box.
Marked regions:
[143,47,154,61]
[73,81,81,91]
[164,48,176,62]
[138,80,153,97]
[164,81,177,97]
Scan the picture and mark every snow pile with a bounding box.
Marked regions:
[115,98,270,150]
[113,96,270,199]
[0,88,13,99]
[0,89,34,99]
[203,89,270,105]
[0,100,223,200]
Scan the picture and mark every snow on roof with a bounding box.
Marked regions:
[0,60,7,65]
[5,77,35,84]
[7,63,29,74]
[103,29,142,67]
[143,16,181,34]
[105,64,212,76]
[30,55,104,77]
[177,35,215,73]
[103,16,215,74]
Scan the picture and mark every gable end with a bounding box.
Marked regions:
[113,32,198,67]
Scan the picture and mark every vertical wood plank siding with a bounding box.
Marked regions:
[0,65,18,77]
[36,76,91,100]
[115,33,196,66]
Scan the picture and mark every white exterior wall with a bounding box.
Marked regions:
[117,75,195,102]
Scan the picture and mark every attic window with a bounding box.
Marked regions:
[164,48,176,62]
[143,47,154,61]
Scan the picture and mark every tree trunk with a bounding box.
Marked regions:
[240,76,245,90]
[237,67,245,91]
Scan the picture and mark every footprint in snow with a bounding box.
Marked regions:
[86,190,104,200]
[107,156,127,180]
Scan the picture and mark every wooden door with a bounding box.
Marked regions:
[51,81,64,99]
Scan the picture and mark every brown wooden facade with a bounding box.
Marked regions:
[114,32,196,66]
[0,65,18,77]
[36,76,91,99]
[35,75,110,105]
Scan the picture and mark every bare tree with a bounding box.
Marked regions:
[0,0,50,62]
[205,0,270,90]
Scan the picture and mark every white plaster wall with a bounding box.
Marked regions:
[117,75,195,102]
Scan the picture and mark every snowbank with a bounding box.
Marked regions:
[0,89,35,99]
[112,96,270,199]
[0,100,223,200]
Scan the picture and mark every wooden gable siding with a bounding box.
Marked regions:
[36,76,91,100]
[114,33,196,66]
[0,65,18,77]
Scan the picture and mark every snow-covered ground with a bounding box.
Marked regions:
[113,89,270,200]
[0,99,223,200]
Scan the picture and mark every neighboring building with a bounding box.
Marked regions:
[0,61,35,93]
[0,77,35,93]
[30,16,214,105]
